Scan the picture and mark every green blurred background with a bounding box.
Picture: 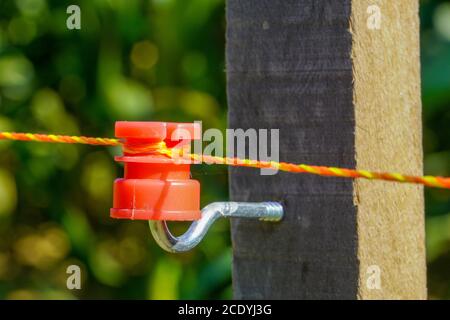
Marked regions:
[0,0,449,299]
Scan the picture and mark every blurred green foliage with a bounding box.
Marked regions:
[0,0,229,299]
[422,0,450,300]
[0,0,449,299]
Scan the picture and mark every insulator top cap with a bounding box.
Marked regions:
[115,121,201,142]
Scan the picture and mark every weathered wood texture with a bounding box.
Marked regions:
[227,0,426,299]
[351,0,426,299]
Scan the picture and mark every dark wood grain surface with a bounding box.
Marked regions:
[227,0,358,299]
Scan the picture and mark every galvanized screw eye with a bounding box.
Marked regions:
[149,202,284,253]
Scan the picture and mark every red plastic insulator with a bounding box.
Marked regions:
[110,121,201,221]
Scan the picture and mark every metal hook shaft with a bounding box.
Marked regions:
[149,202,283,253]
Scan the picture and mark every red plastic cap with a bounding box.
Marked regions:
[115,121,201,142]
[110,121,201,221]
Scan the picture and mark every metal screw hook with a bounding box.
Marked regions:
[149,202,284,253]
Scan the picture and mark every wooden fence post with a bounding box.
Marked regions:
[227,0,426,299]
